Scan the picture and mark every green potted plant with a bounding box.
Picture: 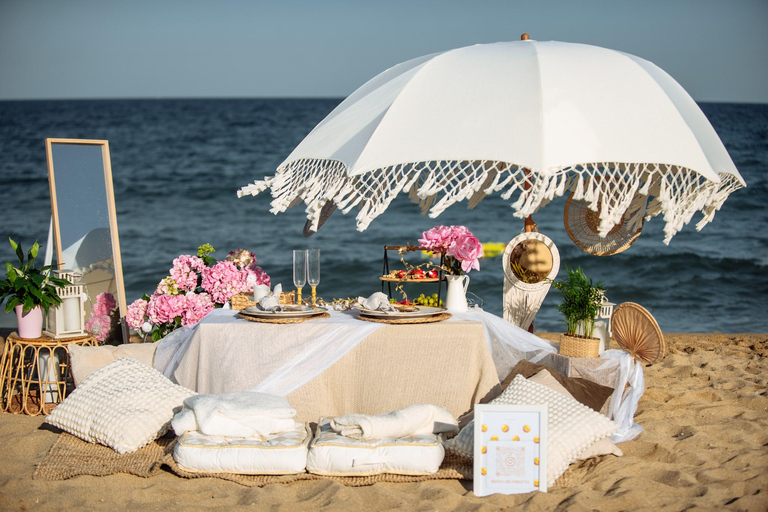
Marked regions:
[552,266,605,357]
[0,238,71,339]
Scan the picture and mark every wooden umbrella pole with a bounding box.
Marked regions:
[523,167,537,232]
[523,164,537,334]
[521,34,536,234]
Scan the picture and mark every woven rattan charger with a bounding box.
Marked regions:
[237,312,330,324]
[356,312,452,324]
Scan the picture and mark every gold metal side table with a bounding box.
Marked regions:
[0,332,97,415]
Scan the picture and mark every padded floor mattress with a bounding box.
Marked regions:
[173,422,311,474]
[306,418,445,476]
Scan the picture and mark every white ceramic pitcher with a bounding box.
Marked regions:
[444,274,470,313]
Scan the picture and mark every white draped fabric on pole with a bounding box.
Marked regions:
[239,39,745,243]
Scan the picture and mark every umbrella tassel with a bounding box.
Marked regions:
[573,174,585,201]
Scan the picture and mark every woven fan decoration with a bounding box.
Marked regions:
[563,192,644,256]
[611,302,665,365]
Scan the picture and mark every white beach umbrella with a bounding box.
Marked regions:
[238,37,745,244]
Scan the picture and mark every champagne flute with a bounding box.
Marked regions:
[307,248,320,305]
[293,250,307,305]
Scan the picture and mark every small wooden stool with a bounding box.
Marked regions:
[0,332,97,416]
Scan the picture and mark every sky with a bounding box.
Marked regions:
[1,0,767,103]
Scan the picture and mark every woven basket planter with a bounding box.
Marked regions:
[559,334,601,358]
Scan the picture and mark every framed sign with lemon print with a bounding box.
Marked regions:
[473,404,548,496]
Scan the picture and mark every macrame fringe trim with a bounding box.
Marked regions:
[237,160,744,244]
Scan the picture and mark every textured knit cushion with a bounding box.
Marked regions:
[530,369,623,461]
[501,359,614,412]
[445,375,617,486]
[69,342,158,386]
[45,357,195,454]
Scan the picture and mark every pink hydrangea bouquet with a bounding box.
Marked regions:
[419,225,484,274]
[84,291,121,344]
[126,244,270,341]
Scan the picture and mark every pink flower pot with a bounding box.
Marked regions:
[15,305,44,339]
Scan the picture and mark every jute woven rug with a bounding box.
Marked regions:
[34,433,474,487]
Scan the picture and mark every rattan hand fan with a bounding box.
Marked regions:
[611,302,665,364]
[564,192,643,256]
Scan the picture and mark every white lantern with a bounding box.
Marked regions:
[44,270,86,338]
[596,293,616,337]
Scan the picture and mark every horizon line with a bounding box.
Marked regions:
[1,96,766,106]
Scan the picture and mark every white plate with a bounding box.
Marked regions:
[355,306,446,319]
[240,305,327,319]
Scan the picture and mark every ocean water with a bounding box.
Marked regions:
[0,99,766,333]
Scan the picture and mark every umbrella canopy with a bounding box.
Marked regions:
[239,39,745,244]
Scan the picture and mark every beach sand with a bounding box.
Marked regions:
[1,333,766,511]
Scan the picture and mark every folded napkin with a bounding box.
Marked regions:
[356,292,396,313]
[330,404,459,440]
[258,283,283,312]
[172,391,297,438]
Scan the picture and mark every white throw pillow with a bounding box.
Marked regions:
[445,374,617,486]
[46,357,195,454]
[69,342,158,386]
[530,370,624,461]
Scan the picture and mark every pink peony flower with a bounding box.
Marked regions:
[419,225,471,253]
[147,293,187,324]
[181,292,215,326]
[243,265,271,289]
[126,298,149,330]
[419,225,453,253]
[448,232,484,273]
[91,292,117,317]
[201,261,247,304]
[170,254,205,292]
[420,225,483,274]
[85,314,113,343]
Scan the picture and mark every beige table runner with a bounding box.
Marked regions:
[287,321,501,423]
[163,310,500,424]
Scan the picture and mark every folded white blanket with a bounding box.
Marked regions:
[330,404,459,440]
[172,391,297,438]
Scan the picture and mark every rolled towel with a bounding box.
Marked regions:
[172,391,297,438]
[356,292,396,313]
[330,404,459,440]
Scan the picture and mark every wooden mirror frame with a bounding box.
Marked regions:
[45,138,127,343]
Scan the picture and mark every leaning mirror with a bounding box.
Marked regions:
[46,139,127,344]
